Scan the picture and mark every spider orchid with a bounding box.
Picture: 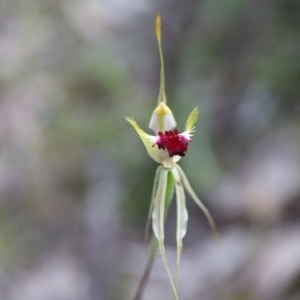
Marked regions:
[126,13,219,300]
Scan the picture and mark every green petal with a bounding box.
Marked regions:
[185,107,199,132]
[176,165,221,244]
[125,117,163,163]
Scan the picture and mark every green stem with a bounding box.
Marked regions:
[132,238,158,300]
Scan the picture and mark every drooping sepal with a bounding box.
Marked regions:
[171,166,188,285]
[144,166,162,243]
[152,168,179,300]
[176,164,221,244]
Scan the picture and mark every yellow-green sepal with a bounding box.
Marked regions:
[125,117,163,163]
[148,13,177,134]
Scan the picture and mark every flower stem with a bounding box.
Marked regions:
[133,238,158,300]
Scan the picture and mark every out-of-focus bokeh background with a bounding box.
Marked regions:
[1,0,300,299]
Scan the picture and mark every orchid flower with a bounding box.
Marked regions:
[126,13,219,300]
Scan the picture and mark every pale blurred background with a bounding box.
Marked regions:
[0,1,300,300]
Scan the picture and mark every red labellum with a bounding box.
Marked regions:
[155,130,190,157]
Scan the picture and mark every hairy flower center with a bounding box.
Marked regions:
[155,130,189,157]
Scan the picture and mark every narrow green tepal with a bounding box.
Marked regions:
[155,12,166,105]
[149,13,176,134]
